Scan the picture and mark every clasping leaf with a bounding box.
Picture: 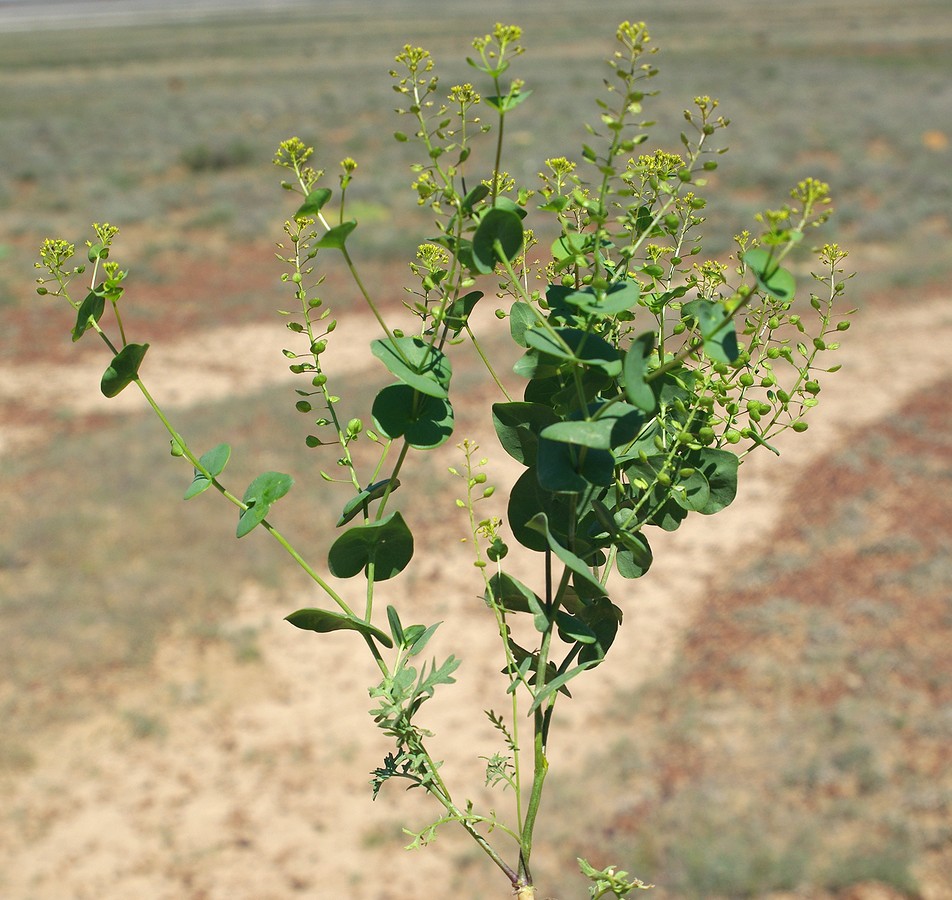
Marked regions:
[328,511,414,581]
[236,471,293,538]
[101,343,149,397]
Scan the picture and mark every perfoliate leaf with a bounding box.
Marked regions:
[327,511,413,581]
[101,343,149,397]
[372,384,454,449]
[691,448,739,514]
[337,478,401,527]
[461,182,490,212]
[507,468,574,552]
[576,597,623,664]
[539,405,643,451]
[552,281,640,316]
[294,187,332,220]
[184,443,232,500]
[555,610,597,645]
[236,471,293,538]
[744,247,796,301]
[315,220,357,249]
[72,288,105,342]
[537,438,614,493]
[471,207,524,274]
[491,401,559,466]
[484,90,533,113]
[487,572,548,631]
[682,299,740,364]
[623,332,657,412]
[671,467,711,513]
[523,327,622,377]
[615,530,653,579]
[285,607,393,648]
[444,290,482,333]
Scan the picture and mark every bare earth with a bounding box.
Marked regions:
[2,291,952,899]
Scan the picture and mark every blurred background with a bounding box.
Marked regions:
[1,1,951,897]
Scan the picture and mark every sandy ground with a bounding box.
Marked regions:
[3,292,952,899]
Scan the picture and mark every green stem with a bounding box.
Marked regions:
[466,324,513,401]
[340,246,402,351]
[131,377,357,618]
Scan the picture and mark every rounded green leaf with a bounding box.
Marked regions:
[671,467,711,513]
[540,405,643,451]
[557,281,640,316]
[691,448,739,514]
[491,401,558,466]
[524,327,622,377]
[507,468,575,551]
[537,438,614,493]
[372,384,454,449]
[509,300,538,347]
[471,207,524,274]
[615,531,653,579]
[328,511,413,581]
[681,298,740,364]
[577,597,624,665]
[623,332,656,412]
[744,247,796,301]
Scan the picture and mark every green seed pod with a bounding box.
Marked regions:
[724,429,741,444]
[792,421,809,433]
